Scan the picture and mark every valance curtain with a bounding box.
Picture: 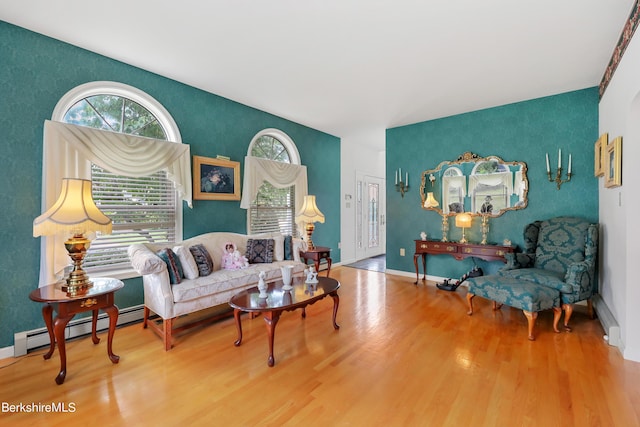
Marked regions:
[240,156,308,229]
[468,172,514,198]
[38,120,192,286]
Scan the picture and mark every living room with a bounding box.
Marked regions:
[1,1,640,425]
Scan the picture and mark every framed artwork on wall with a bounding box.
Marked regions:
[604,136,622,188]
[193,155,241,200]
[594,133,607,177]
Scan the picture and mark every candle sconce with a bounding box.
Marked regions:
[394,168,409,197]
[546,149,572,190]
[428,173,436,186]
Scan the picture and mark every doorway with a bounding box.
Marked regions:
[355,174,386,261]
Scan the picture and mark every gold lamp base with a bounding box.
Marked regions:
[62,234,93,296]
[305,223,316,249]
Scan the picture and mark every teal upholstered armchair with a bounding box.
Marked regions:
[497,217,599,330]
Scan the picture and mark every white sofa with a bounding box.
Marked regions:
[128,232,307,350]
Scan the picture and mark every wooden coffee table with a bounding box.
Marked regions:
[229,276,340,367]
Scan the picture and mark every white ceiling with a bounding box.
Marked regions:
[1,1,634,141]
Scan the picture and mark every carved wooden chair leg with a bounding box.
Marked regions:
[466,293,475,315]
[143,306,150,328]
[587,299,595,319]
[552,307,562,333]
[523,310,538,341]
[562,303,573,332]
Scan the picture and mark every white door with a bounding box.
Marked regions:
[355,174,386,260]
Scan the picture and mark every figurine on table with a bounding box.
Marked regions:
[305,266,318,284]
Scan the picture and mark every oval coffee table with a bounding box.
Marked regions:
[229,276,340,367]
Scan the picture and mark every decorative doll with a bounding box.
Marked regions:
[221,242,249,270]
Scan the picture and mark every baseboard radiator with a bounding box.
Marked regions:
[593,294,621,347]
[13,304,144,357]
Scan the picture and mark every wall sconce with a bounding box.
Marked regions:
[428,173,436,186]
[455,212,472,244]
[395,168,409,197]
[546,149,572,189]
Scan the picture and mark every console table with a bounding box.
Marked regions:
[413,240,514,284]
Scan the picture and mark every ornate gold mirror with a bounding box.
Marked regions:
[420,152,528,217]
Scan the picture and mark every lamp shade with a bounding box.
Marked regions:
[295,195,325,224]
[424,192,439,208]
[455,212,472,228]
[33,178,112,237]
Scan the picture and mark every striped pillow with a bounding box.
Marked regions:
[156,248,183,285]
[189,244,214,276]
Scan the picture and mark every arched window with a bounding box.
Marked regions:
[50,81,183,277]
[246,129,301,235]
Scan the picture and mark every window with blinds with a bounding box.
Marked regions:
[247,130,301,236]
[84,165,176,273]
[249,182,296,235]
[52,82,182,277]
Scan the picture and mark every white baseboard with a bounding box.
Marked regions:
[592,294,621,348]
[9,304,144,358]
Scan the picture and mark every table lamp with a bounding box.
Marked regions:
[455,212,472,244]
[33,178,112,294]
[423,192,439,208]
[295,195,324,249]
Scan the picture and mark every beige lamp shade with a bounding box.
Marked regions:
[455,212,472,228]
[33,178,112,237]
[424,192,439,208]
[295,195,325,224]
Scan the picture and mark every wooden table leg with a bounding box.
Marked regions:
[413,253,420,284]
[233,309,243,346]
[53,313,74,385]
[325,257,332,277]
[42,304,55,360]
[263,310,281,367]
[91,309,100,344]
[331,292,340,330]
[103,305,120,364]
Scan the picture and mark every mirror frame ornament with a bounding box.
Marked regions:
[420,152,528,218]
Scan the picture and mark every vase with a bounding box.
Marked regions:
[281,265,294,290]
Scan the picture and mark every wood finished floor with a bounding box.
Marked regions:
[2,266,639,426]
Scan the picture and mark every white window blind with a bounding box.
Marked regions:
[249,182,296,235]
[84,165,176,273]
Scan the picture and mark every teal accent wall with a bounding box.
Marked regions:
[386,88,599,279]
[0,21,340,348]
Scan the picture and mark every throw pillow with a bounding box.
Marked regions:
[173,245,199,280]
[246,238,275,264]
[284,235,293,260]
[156,248,183,285]
[189,244,214,276]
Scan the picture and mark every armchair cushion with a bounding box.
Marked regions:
[498,268,570,293]
[533,218,591,274]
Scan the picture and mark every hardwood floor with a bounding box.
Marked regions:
[2,267,639,426]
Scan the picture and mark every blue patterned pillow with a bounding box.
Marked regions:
[246,239,274,263]
[156,248,183,284]
[284,235,293,260]
[189,244,214,276]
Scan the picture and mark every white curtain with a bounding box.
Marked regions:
[240,156,308,229]
[442,175,467,213]
[38,120,192,286]
[468,172,513,197]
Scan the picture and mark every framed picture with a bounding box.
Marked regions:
[604,136,622,188]
[193,156,241,200]
[594,133,607,177]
